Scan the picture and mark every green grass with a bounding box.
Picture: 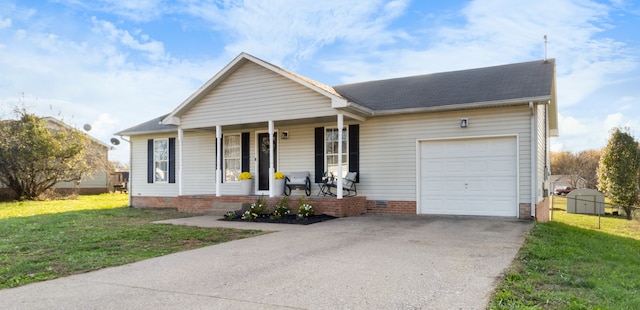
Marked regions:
[490,196,640,309]
[0,194,264,289]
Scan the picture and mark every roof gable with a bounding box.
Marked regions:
[162,53,347,125]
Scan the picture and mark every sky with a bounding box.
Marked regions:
[1,0,639,164]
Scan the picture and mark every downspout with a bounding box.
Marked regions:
[128,138,132,207]
[530,101,537,218]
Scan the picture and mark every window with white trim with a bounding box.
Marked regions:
[154,139,168,182]
[224,134,241,182]
[326,128,348,178]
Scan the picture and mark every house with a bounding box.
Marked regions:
[116,53,558,220]
[550,175,588,192]
[0,117,111,199]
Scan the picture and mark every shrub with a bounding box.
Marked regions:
[297,197,315,219]
[272,196,290,219]
[248,195,267,215]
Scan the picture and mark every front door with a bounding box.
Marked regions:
[258,132,277,191]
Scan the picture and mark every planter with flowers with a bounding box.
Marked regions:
[274,171,285,195]
[239,172,253,195]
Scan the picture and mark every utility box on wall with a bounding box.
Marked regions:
[566,189,605,215]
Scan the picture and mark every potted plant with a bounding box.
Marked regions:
[239,171,252,195]
[274,171,285,196]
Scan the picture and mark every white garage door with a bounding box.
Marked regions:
[419,137,517,216]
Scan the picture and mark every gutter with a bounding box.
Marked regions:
[371,96,551,116]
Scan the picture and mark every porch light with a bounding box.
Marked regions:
[460,118,468,128]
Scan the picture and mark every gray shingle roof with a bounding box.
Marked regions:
[115,114,177,136]
[333,59,555,111]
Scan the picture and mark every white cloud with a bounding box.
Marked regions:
[182,0,411,68]
[0,17,11,29]
[90,17,167,63]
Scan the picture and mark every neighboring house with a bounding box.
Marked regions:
[0,117,110,199]
[550,175,587,191]
[116,53,558,220]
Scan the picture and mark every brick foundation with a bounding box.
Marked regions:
[519,203,532,220]
[365,200,416,214]
[131,195,367,217]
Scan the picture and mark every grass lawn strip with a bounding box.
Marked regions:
[0,194,265,289]
[490,197,640,309]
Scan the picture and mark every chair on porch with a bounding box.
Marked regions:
[323,171,358,197]
[284,171,311,196]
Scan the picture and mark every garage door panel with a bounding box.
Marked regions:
[420,137,517,217]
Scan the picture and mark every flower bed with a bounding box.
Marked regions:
[220,214,337,225]
[219,196,336,225]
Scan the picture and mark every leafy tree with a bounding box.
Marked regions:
[597,128,639,219]
[0,108,106,200]
[551,149,601,189]
[579,149,601,188]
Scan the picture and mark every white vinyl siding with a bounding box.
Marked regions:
[181,131,216,195]
[130,134,179,197]
[180,62,337,129]
[535,103,549,202]
[127,105,533,202]
[358,105,532,202]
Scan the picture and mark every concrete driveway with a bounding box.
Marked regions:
[0,214,532,309]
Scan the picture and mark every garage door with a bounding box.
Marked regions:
[419,137,517,216]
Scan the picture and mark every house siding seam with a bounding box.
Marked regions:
[179,62,337,129]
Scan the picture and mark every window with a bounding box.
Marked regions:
[326,128,348,178]
[224,134,241,182]
[154,139,168,182]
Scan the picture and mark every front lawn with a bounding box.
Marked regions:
[0,194,264,289]
[490,196,640,309]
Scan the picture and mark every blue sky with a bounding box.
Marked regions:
[1,0,639,164]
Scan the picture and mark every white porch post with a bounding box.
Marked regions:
[268,120,275,197]
[178,127,184,196]
[216,125,222,197]
[337,114,344,199]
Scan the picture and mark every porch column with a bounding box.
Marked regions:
[216,125,222,197]
[178,127,184,195]
[268,120,275,197]
[337,113,344,199]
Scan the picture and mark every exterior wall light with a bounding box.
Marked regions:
[460,118,469,128]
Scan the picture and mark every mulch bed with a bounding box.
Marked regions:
[220,214,337,225]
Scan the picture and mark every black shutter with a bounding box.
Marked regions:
[168,137,176,183]
[147,139,154,183]
[348,124,360,183]
[241,132,250,172]
[314,127,324,183]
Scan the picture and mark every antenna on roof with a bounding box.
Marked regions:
[543,35,548,63]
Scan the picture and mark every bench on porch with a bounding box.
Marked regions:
[284,171,311,196]
[319,172,358,197]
